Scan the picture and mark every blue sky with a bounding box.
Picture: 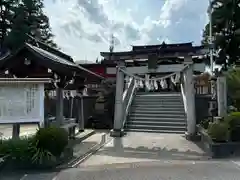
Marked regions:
[43,0,209,62]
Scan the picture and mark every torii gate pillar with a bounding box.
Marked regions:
[184,64,198,140]
[110,64,125,137]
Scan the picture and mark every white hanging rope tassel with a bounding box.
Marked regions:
[135,79,138,88]
[125,76,129,82]
[149,80,153,91]
[171,75,176,85]
[140,80,144,88]
[164,79,168,89]
[161,79,167,89]
[154,80,158,90]
[175,72,180,83]
[118,65,187,89]
[160,79,164,89]
[151,80,154,90]
[145,80,148,89]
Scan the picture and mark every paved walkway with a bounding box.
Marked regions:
[54,132,240,180]
[3,132,240,179]
[79,132,209,168]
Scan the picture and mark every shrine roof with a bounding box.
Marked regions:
[131,42,193,51]
[100,56,208,67]
[27,34,74,63]
[0,43,105,80]
[100,42,207,60]
[26,43,78,68]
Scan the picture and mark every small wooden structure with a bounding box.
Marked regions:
[0,40,105,137]
[194,72,212,95]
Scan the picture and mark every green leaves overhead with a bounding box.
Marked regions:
[0,0,57,51]
[202,0,240,67]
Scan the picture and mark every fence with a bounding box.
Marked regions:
[44,93,98,127]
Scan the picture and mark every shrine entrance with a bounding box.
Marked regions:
[100,42,209,139]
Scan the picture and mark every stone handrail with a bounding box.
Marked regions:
[122,77,136,128]
[180,73,188,114]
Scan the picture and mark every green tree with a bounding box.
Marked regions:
[202,0,240,68]
[226,68,240,109]
[2,0,56,51]
[0,0,15,50]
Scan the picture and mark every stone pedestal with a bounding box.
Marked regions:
[110,129,125,137]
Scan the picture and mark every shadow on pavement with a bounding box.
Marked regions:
[97,137,210,161]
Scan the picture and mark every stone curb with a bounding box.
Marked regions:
[70,133,112,168]
[56,130,96,169]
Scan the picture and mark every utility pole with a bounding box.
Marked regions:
[109,33,114,53]
[109,33,114,61]
[208,0,214,74]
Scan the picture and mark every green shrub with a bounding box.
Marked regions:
[207,121,229,142]
[0,127,70,169]
[34,127,68,157]
[29,140,55,165]
[200,118,211,129]
[225,112,240,141]
[0,137,31,162]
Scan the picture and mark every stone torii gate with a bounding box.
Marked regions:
[101,42,209,139]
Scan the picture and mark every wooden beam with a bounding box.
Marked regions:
[106,63,206,75]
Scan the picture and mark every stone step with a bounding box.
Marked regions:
[131,107,185,112]
[124,128,185,134]
[135,94,182,97]
[129,113,186,118]
[133,101,184,105]
[125,124,186,131]
[132,104,184,108]
[134,98,183,102]
[126,120,186,127]
[128,116,186,121]
[131,110,185,114]
[135,95,182,99]
[136,93,181,96]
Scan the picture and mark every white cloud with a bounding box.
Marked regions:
[44,0,209,62]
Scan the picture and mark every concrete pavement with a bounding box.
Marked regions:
[55,160,240,180]
[55,132,240,180]
[3,132,240,180]
[79,132,209,167]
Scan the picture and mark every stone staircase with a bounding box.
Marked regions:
[125,92,187,134]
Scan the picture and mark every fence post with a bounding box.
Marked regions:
[76,95,84,132]
[217,76,227,117]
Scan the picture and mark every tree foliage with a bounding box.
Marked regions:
[226,68,240,109]
[0,0,56,51]
[202,0,240,68]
